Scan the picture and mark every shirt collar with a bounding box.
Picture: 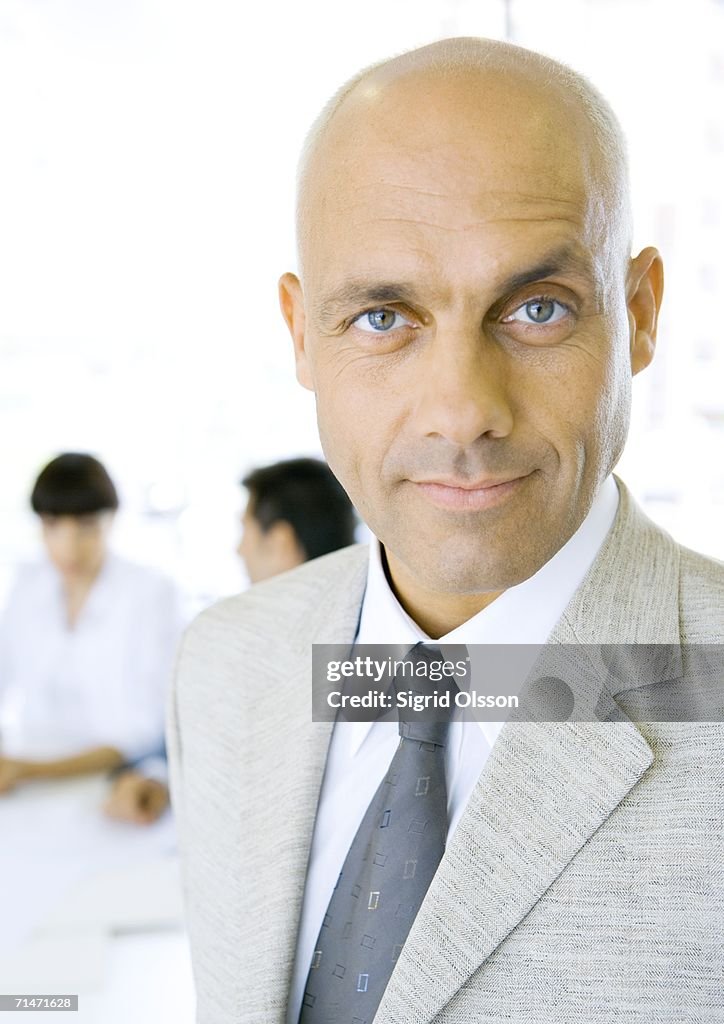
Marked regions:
[348,475,620,753]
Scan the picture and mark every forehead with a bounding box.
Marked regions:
[43,514,103,530]
[301,71,605,290]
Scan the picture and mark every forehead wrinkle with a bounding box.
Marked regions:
[308,112,591,244]
[344,214,584,232]
[318,181,589,239]
[313,182,609,303]
[327,176,586,206]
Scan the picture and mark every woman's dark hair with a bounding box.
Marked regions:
[242,457,357,562]
[30,453,119,517]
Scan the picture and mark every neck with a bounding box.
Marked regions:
[382,548,502,639]
[61,560,103,599]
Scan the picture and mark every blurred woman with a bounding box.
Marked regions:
[0,453,183,809]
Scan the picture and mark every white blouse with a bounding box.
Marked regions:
[0,553,184,762]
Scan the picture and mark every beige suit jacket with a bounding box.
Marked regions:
[168,478,724,1023]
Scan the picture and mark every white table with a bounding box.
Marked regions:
[0,774,196,1022]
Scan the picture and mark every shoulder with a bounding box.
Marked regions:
[180,543,369,665]
[106,554,179,600]
[617,481,724,641]
[1,559,54,607]
[11,558,52,585]
[556,479,723,645]
[677,544,724,643]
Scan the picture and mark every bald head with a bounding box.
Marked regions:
[296,36,632,281]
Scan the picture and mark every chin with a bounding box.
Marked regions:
[404,528,560,595]
[405,547,525,595]
[426,562,523,596]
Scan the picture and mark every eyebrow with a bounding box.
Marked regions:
[316,282,424,326]
[497,245,594,296]
[315,244,596,325]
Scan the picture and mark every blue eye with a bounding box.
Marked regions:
[354,309,411,332]
[505,298,568,325]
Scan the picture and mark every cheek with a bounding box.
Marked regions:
[596,348,632,462]
[312,353,402,493]
[587,312,634,454]
[46,535,68,563]
[514,325,630,475]
[84,536,104,563]
[553,333,631,470]
[45,542,62,567]
[315,392,366,495]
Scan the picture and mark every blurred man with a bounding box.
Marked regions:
[168,37,723,1024]
[108,457,356,824]
[239,457,357,583]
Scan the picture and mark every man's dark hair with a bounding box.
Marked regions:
[242,457,357,561]
[30,453,119,517]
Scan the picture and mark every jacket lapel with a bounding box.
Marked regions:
[375,718,654,1024]
[375,477,681,1023]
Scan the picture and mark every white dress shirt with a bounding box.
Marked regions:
[0,553,184,762]
[286,475,620,1022]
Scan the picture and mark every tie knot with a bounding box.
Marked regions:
[394,643,457,747]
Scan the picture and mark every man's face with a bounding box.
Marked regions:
[282,72,660,597]
[238,501,305,584]
[41,512,111,580]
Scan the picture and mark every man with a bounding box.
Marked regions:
[168,38,723,1024]
[238,457,358,583]
[107,457,356,824]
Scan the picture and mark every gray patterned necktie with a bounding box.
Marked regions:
[299,643,455,1024]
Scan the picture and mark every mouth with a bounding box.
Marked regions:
[409,472,532,511]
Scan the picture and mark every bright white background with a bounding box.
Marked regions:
[0,0,722,612]
[0,2,722,1020]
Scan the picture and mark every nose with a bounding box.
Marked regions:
[409,324,514,447]
[48,520,84,569]
[54,522,83,566]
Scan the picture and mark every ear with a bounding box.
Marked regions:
[267,519,306,566]
[279,272,314,391]
[626,246,664,376]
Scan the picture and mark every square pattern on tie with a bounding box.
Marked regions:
[403,859,417,879]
